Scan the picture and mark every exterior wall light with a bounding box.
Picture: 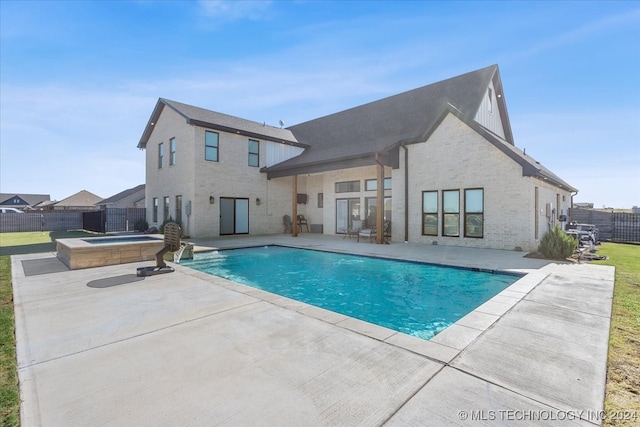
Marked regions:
[256,198,261,205]
[209,196,215,204]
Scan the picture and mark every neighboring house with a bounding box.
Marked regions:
[98,184,145,209]
[0,193,50,210]
[138,65,576,251]
[43,190,103,211]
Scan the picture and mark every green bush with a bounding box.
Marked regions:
[134,218,148,232]
[538,226,578,259]
[159,217,182,234]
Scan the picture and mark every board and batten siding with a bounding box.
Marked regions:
[265,141,304,167]
[474,80,506,140]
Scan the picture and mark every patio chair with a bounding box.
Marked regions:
[283,215,292,233]
[136,222,181,276]
[358,220,376,243]
[297,214,309,232]
[344,219,363,239]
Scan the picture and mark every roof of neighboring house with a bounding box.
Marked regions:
[54,190,103,207]
[264,65,510,175]
[99,184,145,205]
[137,98,302,149]
[0,193,50,207]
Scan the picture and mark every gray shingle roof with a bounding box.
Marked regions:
[138,99,300,149]
[99,184,145,205]
[266,65,502,173]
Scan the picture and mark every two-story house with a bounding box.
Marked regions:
[137,65,576,251]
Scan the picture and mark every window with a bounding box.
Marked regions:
[248,139,259,167]
[169,138,176,165]
[464,189,484,238]
[365,178,392,191]
[158,143,164,168]
[318,193,323,208]
[422,191,438,235]
[443,190,460,236]
[365,196,392,224]
[335,181,360,193]
[175,195,182,225]
[152,198,158,222]
[205,131,219,162]
[487,88,493,113]
[163,197,170,222]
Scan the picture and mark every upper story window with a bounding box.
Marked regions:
[365,178,392,191]
[335,181,360,193]
[169,138,176,165]
[205,131,219,162]
[464,188,484,238]
[158,143,164,168]
[443,189,460,237]
[248,139,259,167]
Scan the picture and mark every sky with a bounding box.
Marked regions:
[1,0,639,208]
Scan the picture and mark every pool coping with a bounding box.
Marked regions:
[176,246,549,364]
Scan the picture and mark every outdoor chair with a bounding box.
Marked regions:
[358,220,376,243]
[344,219,363,239]
[297,214,309,232]
[283,215,292,233]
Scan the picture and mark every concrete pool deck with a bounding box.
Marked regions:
[11,234,614,425]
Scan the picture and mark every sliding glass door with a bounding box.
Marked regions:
[336,198,360,233]
[220,197,249,235]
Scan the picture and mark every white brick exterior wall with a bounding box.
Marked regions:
[143,107,572,251]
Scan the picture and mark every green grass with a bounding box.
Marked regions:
[0,231,98,256]
[1,255,19,427]
[593,243,640,426]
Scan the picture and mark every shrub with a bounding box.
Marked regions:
[159,216,182,234]
[133,218,148,232]
[538,226,578,260]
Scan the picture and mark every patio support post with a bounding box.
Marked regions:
[292,175,298,237]
[376,155,384,244]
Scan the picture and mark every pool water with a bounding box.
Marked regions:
[182,246,519,340]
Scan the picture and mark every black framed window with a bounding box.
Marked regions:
[318,193,323,208]
[464,188,483,238]
[175,195,182,225]
[443,190,460,237]
[422,191,438,236]
[335,181,360,193]
[248,139,259,167]
[169,138,176,165]
[365,178,392,191]
[163,196,170,222]
[205,131,219,162]
[158,143,164,168]
[152,197,158,222]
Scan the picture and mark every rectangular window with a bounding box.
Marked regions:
[175,195,182,225]
[317,193,323,208]
[365,196,392,224]
[535,187,539,239]
[158,143,164,168]
[170,137,176,165]
[335,181,360,193]
[248,139,259,167]
[464,189,484,238]
[205,131,219,162]
[443,190,460,237]
[365,178,392,191]
[163,196,170,222]
[422,191,438,236]
[152,197,158,222]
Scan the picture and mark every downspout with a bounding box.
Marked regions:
[570,190,578,222]
[402,143,409,242]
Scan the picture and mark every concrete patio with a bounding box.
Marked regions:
[11,235,615,426]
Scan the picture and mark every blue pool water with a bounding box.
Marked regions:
[182,246,520,340]
[83,236,160,244]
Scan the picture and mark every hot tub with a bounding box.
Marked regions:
[57,235,166,270]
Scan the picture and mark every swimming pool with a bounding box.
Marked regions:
[182,246,520,340]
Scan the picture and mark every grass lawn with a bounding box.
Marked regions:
[594,243,640,426]
[0,236,638,425]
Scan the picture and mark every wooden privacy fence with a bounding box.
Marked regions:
[569,208,640,243]
[0,208,147,234]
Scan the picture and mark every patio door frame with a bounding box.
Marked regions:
[220,197,249,235]
[335,197,360,234]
